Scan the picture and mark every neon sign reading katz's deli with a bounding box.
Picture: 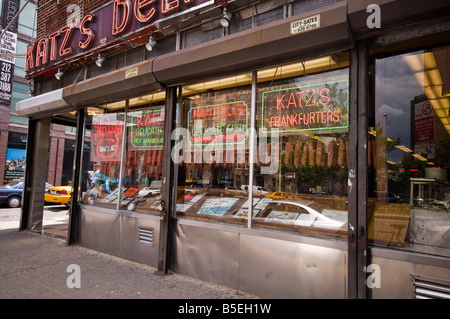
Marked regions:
[261,80,349,133]
[25,0,208,72]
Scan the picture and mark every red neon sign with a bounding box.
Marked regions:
[78,14,95,49]
[25,0,208,72]
[93,115,124,161]
[134,0,157,23]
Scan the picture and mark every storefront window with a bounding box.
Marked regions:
[121,105,164,213]
[79,90,165,212]
[175,53,350,239]
[370,45,450,257]
[80,111,125,208]
[253,55,349,239]
[175,73,252,225]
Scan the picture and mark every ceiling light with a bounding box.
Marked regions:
[220,8,232,28]
[26,83,33,97]
[145,36,157,52]
[95,54,105,67]
[55,69,64,80]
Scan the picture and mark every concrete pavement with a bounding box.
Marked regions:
[0,228,257,299]
[0,205,257,300]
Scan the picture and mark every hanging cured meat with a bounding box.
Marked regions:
[327,140,336,167]
[316,141,325,167]
[302,140,315,166]
[285,143,294,166]
[294,141,302,167]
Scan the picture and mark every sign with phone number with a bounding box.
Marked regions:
[0,60,14,105]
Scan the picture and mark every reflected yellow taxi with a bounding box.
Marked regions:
[44,186,72,207]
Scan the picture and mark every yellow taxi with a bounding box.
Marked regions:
[265,192,294,199]
[45,186,72,207]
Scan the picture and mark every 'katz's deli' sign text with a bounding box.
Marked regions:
[25,0,209,72]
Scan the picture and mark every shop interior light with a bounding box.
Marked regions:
[220,8,232,28]
[257,55,341,82]
[55,69,64,80]
[404,52,450,134]
[182,55,345,96]
[145,36,157,52]
[95,54,105,67]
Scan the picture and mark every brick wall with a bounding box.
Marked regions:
[37,0,110,39]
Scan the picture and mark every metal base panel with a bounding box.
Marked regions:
[77,205,160,267]
[171,220,348,298]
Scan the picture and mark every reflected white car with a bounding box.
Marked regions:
[260,199,348,230]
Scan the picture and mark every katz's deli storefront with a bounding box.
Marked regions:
[18,0,450,299]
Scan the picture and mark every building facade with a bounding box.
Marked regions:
[18,0,450,298]
[0,0,75,190]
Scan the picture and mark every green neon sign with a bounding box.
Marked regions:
[130,108,164,149]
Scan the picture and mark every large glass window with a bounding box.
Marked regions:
[175,74,252,226]
[253,55,349,239]
[175,53,350,239]
[79,90,166,214]
[370,45,450,257]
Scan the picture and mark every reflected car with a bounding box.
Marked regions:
[0,181,53,208]
[44,186,72,207]
[259,199,348,231]
[265,192,294,199]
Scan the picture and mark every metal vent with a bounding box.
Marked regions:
[138,227,154,246]
[411,274,450,299]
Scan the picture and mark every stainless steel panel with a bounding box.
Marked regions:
[370,255,450,298]
[239,234,347,298]
[78,207,121,256]
[121,214,160,267]
[171,223,239,288]
[171,221,347,297]
[78,207,161,267]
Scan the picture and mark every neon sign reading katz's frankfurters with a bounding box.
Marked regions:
[261,80,348,133]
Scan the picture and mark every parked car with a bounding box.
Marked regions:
[258,199,348,231]
[44,186,72,207]
[240,185,269,196]
[0,181,53,208]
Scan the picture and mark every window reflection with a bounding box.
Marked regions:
[121,107,164,213]
[175,54,350,240]
[79,93,165,213]
[81,112,124,207]
[253,66,349,238]
[370,46,450,257]
[175,77,252,224]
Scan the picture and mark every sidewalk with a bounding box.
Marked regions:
[0,228,257,299]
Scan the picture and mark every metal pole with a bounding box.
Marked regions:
[247,71,257,228]
[67,108,85,245]
[116,100,129,210]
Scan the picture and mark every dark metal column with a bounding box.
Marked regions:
[19,118,51,232]
[357,40,369,299]
[347,47,359,299]
[158,86,177,273]
[67,108,85,245]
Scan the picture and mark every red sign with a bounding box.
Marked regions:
[414,100,435,144]
[25,0,209,72]
[92,114,124,162]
